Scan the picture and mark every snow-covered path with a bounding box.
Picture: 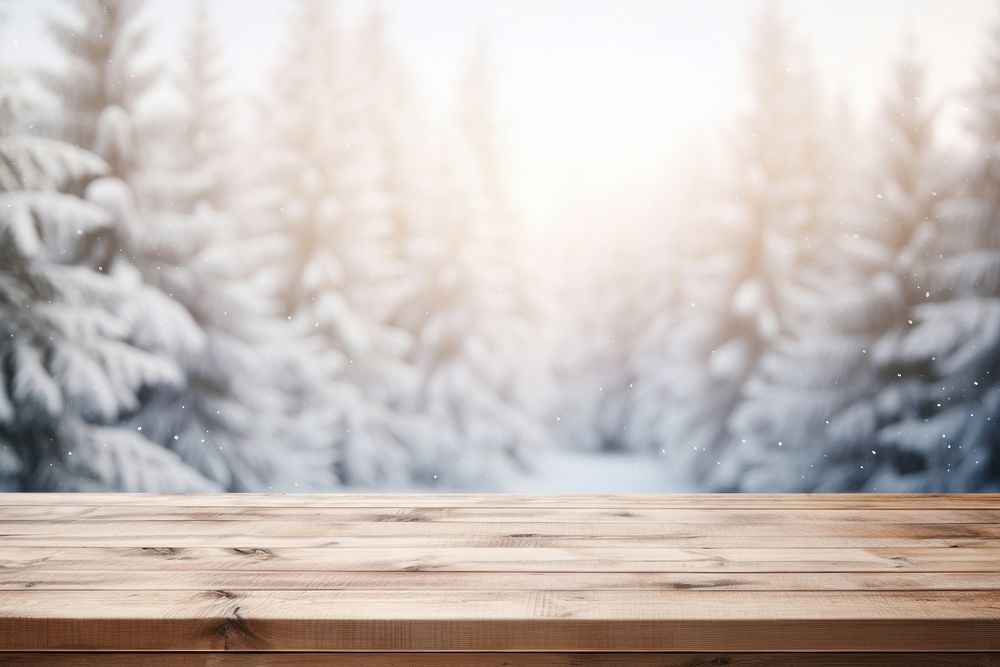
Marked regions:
[333,449,696,494]
[496,449,696,493]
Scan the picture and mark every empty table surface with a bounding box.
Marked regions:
[1,493,999,665]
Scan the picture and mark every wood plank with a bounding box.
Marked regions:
[1,590,998,652]
[1,653,997,666]
[3,569,1000,591]
[4,518,1000,548]
[1,532,996,549]
[2,492,999,509]
[5,589,995,621]
[2,507,998,523]
[4,545,1000,573]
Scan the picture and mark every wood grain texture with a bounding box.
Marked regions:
[0,493,998,658]
[6,517,1000,548]
[1,654,998,666]
[5,570,1000,591]
[4,545,1000,572]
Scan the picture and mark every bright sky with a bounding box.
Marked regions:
[1,0,994,236]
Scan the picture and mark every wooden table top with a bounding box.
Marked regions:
[1,493,999,664]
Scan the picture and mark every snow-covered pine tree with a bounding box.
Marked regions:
[555,228,667,454]
[717,10,847,491]
[458,35,556,347]
[0,40,214,492]
[36,0,260,490]
[39,0,185,284]
[39,0,158,183]
[612,234,684,455]
[172,0,234,209]
[356,7,433,260]
[867,21,1000,491]
[650,2,835,488]
[618,203,739,477]
[615,139,738,462]
[254,0,420,485]
[39,0,155,281]
[719,42,942,491]
[126,204,337,490]
[391,36,552,482]
[113,1,334,492]
[813,44,943,491]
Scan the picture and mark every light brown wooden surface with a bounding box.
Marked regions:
[1,654,999,666]
[0,654,998,666]
[0,493,998,659]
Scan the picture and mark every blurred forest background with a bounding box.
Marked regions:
[0,0,998,492]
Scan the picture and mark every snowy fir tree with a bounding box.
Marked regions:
[718,42,945,491]
[0,43,213,491]
[454,35,555,458]
[716,6,841,491]
[124,204,336,490]
[618,202,744,475]
[556,227,671,454]
[35,0,317,490]
[866,22,1000,491]
[623,2,835,487]
[38,0,211,486]
[553,245,633,454]
[252,0,422,485]
[817,43,945,491]
[38,0,200,341]
[356,6,433,260]
[39,0,157,183]
[615,234,684,455]
[171,0,236,209]
[106,0,331,491]
[390,37,553,483]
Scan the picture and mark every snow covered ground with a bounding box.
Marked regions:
[334,449,696,494]
[496,449,696,493]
